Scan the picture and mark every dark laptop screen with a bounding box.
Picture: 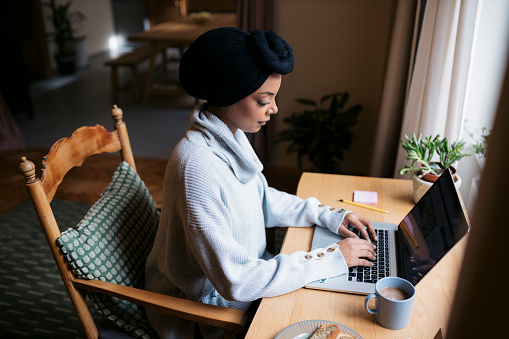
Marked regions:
[396,169,470,285]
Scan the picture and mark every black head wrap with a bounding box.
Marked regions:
[179,27,294,107]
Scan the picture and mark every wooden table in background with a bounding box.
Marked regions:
[129,13,236,103]
[245,173,468,339]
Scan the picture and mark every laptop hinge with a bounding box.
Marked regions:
[394,229,405,278]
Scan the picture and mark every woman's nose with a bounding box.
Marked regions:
[270,102,278,114]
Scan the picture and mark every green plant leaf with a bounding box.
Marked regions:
[319,92,341,106]
[399,133,470,176]
[43,0,86,51]
[329,95,338,116]
[338,92,349,109]
[276,92,361,173]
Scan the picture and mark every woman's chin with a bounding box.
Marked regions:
[243,126,262,133]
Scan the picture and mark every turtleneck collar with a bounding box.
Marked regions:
[186,103,263,184]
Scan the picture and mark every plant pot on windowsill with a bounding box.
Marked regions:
[412,166,462,203]
[420,164,457,183]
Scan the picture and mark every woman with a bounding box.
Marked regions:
[145,27,377,339]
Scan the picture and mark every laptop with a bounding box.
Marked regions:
[305,169,470,295]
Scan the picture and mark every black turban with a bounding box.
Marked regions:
[179,27,294,107]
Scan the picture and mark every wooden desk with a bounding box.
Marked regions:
[129,13,236,103]
[245,173,468,338]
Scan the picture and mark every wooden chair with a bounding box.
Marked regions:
[19,105,247,339]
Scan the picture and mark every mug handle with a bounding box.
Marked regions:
[365,293,378,314]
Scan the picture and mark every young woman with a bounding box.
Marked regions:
[145,27,377,339]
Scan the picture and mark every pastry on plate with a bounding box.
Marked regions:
[309,323,354,339]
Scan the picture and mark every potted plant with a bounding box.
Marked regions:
[277,92,361,174]
[467,127,491,210]
[399,133,470,202]
[43,0,86,74]
[472,127,491,159]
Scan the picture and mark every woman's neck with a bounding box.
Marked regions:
[206,104,238,136]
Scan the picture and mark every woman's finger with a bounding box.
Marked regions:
[338,226,359,239]
[345,213,378,242]
[359,215,378,241]
[363,248,377,259]
[350,218,371,242]
[355,258,375,267]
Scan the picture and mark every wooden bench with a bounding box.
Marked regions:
[104,44,170,103]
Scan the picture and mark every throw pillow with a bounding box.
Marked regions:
[58,161,160,338]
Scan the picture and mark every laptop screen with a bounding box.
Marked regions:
[396,169,470,285]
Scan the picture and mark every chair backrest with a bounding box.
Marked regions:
[19,106,159,338]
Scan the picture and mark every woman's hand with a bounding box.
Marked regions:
[337,238,376,267]
[338,212,378,242]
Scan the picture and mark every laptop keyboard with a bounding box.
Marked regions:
[348,228,390,284]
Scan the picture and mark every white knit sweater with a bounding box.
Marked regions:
[145,104,349,338]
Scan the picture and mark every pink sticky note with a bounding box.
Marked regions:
[354,191,378,205]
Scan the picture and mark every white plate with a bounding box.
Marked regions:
[274,319,363,339]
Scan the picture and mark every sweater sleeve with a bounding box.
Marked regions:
[259,173,351,235]
[183,160,348,302]
[192,225,347,302]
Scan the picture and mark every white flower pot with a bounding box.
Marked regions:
[412,173,462,203]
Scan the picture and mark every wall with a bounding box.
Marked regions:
[73,0,115,55]
[39,0,392,174]
[272,0,394,175]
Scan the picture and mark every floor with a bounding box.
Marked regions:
[0,198,101,339]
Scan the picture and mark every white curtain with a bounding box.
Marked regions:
[393,0,481,178]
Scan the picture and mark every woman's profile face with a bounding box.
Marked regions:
[211,74,282,134]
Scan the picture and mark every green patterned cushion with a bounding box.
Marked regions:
[57,161,160,338]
